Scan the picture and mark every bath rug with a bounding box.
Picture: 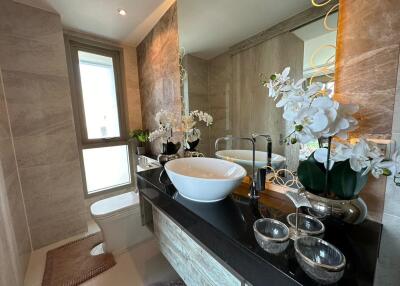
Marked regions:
[42,232,116,286]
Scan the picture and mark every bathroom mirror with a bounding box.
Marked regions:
[177,0,338,170]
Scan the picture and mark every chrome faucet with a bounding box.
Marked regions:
[252,133,272,167]
[215,136,259,199]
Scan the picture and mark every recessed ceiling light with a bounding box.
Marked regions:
[117,8,127,16]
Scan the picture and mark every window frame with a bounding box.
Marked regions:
[65,35,133,198]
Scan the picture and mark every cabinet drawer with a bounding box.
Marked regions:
[153,207,242,286]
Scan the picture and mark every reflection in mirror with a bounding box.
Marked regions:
[178,0,338,171]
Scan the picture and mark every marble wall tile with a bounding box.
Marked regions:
[13,132,78,168]
[208,53,233,146]
[336,0,400,136]
[392,52,400,134]
[374,213,400,286]
[0,0,86,250]
[0,68,31,284]
[0,34,68,77]
[184,54,211,155]
[5,171,31,275]
[335,45,399,136]
[29,211,87,250]
[0,177,21,286]
[335,0,400,224]
[336,1,400,283]
[137,2,182,154]
[0,0,63,44]
[20,160,86,248]
[123,46,143,131]
[2,70,74,137]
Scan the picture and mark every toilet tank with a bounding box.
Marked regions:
[90,192,153,255]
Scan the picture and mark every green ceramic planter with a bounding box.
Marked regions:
[297,153,369,200]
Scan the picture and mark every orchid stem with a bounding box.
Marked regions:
[324,137,332,197]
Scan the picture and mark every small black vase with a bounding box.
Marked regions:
[162,142,181,155]
[185,139,200,151]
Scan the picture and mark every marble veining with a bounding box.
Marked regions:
[334,1,400,285]
[137,2,182,155]
[335,0,400,136]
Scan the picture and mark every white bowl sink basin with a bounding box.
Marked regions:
[215,150,286,172]
[164,157,246,203]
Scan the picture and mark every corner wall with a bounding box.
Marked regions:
[0,68,31,286]
[0,0,86,249]
[137,2,182,154]
[335,0,400,284]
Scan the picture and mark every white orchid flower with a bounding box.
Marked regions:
[367,158,395,178]
[323,103,358,139]
[331,142,353,162]
[394,151,400,172]
[186,128,201,143]
[278,67,291,83]
[348,139,371,173]
[366,140,384,159]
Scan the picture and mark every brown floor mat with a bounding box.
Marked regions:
[42,232,116,286]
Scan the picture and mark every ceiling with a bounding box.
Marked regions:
[178,0,313,59]
[292,12,338,41]
[14,0,330,57]
[14,0,175,46]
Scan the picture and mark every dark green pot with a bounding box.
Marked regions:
[297,153,369,200]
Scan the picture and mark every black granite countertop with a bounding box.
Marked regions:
[137,167,382,286]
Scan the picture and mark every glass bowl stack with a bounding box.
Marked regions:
[294,236,346,284]
[253,218,290,255]
[287,213,325,237]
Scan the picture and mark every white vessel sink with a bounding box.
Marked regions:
[215,150,286,172]
[164,157,246,203]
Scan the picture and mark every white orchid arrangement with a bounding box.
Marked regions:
[265,67,398,179]
[314,138,396,178]
[182,110,213,149]
[264,67,358,144]
[149,109,178,143]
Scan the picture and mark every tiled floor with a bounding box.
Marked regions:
[24,222,180,286]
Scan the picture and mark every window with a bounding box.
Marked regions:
[66,38,132,196]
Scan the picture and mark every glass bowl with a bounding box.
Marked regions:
[253,218,290,254]
[294,236,346,284]
[287,213,325,236]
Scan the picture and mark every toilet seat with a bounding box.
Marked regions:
[90,192,140,220]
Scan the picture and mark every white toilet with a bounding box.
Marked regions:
[90,191,152,255]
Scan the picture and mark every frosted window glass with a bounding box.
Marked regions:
[83,145,131,193]
[78,51,120,139]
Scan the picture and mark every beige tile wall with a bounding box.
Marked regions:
[208,53,233,154]
[184,54,212,155]
[0,0,86,249]
[0,69,31,284]
[123,46,143,131]
[184,32,303,168]
[231,32,303,171]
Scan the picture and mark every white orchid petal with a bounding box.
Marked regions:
[309,113,328,132]
[314,148,328,164]
[281,67,290,79]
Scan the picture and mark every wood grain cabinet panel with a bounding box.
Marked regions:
[152,207,242,286]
